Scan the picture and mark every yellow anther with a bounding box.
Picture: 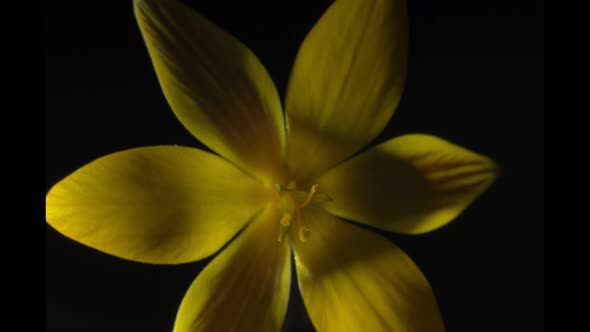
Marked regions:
[278,213,293,243]
[299,184,319,209]
[280,213,293,227]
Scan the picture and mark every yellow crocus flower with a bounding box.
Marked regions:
[46,0,498,331]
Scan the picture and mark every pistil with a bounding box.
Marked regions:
[275,183,326,243]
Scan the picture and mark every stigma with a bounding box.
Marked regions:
[275,182,329,243]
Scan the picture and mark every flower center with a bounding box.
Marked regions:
[274,181,328,243]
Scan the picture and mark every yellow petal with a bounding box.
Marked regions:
[174,207,290,332]
[46,146,270,264]
[285,0,408,181]
[292,209,444,332]
[315,134,498,234]
[134,0,286,183]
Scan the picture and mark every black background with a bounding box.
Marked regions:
[46,0,543,331]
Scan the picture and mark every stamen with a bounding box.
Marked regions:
[297,209,310,242]
[299,184,319,209]
[274,183,324,243]
[277,213,293,243]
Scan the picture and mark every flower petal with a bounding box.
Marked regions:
[315,134,498,234]
[174,207,290,332]
[285,0,408,181]
[292,209,444,332]
[134,0,286,183]
[46,146,270,264]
